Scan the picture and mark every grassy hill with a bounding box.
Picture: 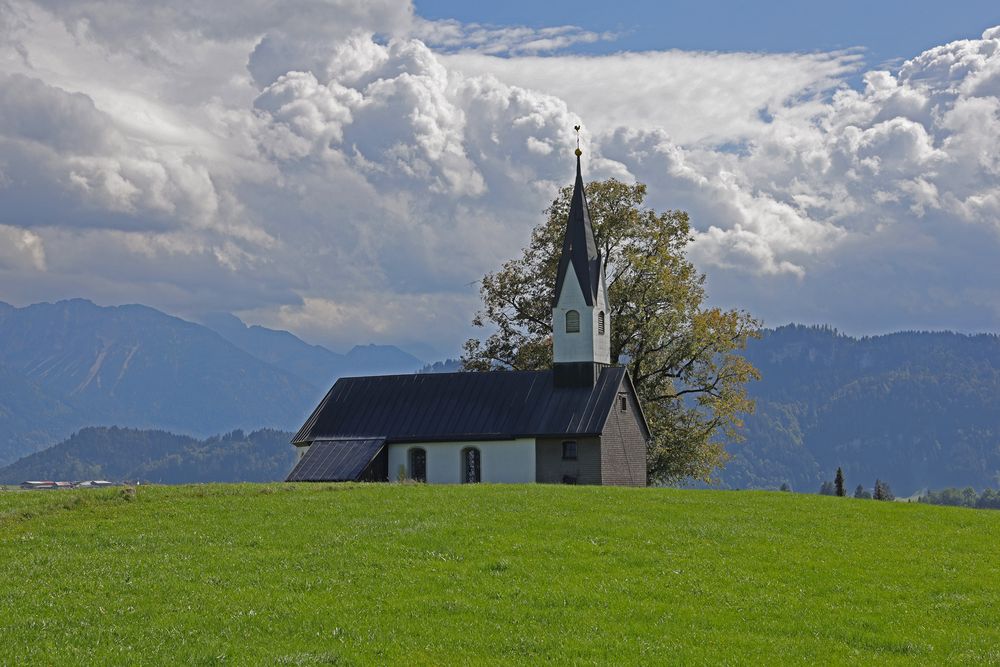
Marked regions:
[1,485,998,663]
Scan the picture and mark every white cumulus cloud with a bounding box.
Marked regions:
[2,0,1000,351]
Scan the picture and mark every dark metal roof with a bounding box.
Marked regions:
[285,438,385,482]
[553,155,602,307]
[292,366,630,445]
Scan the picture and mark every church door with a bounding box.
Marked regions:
[461,447,481,484]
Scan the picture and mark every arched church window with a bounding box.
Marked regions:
[461,447,481,483]
[409,447,426,482]
[566,310,580,333]
[598,311,606,335]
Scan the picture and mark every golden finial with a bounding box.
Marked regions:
[574,125,582,156]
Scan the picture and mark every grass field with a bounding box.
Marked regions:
[2,484,999,664]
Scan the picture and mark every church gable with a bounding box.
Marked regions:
[598,374,649,486]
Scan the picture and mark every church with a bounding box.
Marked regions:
[286,147,650,486]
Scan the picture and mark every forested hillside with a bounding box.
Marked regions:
[0,427,295,484]
[724,325,1000,495]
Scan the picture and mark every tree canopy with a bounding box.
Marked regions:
[462,178,760,484]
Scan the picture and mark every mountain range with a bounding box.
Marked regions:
[720,325,1000,496]
[0,299,423,466]
[2,300,1000,495]
[196,312,426,388]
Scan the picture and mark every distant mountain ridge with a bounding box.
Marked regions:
[721,325,1000,495]
[198,312,423,388]
[0,299,425,466]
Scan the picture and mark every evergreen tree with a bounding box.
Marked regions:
[920,487,1000,510]
[779,482,791,492]
[835,467,845,497]
[977,489,1000,509]
[854,484,871,499]
[873,479,895,501]
[819,480,836,495]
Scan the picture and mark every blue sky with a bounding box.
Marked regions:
[2,1,1000,356]
[417,0,1000,67]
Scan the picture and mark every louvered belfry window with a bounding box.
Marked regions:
[598,311,606,335]
[566,310,581,333]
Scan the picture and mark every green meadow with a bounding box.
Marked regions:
[1,484,999,664]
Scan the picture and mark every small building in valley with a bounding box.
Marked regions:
[20,481,56,490]
[287,150,650,486]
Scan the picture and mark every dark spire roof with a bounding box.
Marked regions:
[553,154,602,307]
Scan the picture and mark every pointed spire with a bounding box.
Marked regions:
[553,127,602,307]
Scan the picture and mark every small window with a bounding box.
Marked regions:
[461,447,481,484]
[619,394,628,412]
[409,448,426,482]
[562,475,577,485]
[565,310,580,333]
[562,441,578,460]
[598,311,605,335]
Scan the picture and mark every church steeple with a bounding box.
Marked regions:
[551,128,611,387]
[553,150,602,308]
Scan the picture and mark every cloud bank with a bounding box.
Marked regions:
[1,1,999,354]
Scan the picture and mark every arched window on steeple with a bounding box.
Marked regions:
[598,311,606,335]
[566,310,580,333]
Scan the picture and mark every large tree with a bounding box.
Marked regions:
[462,178,760,484]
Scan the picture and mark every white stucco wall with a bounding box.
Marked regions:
[387,439,536,484]
[552,268,610,364]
